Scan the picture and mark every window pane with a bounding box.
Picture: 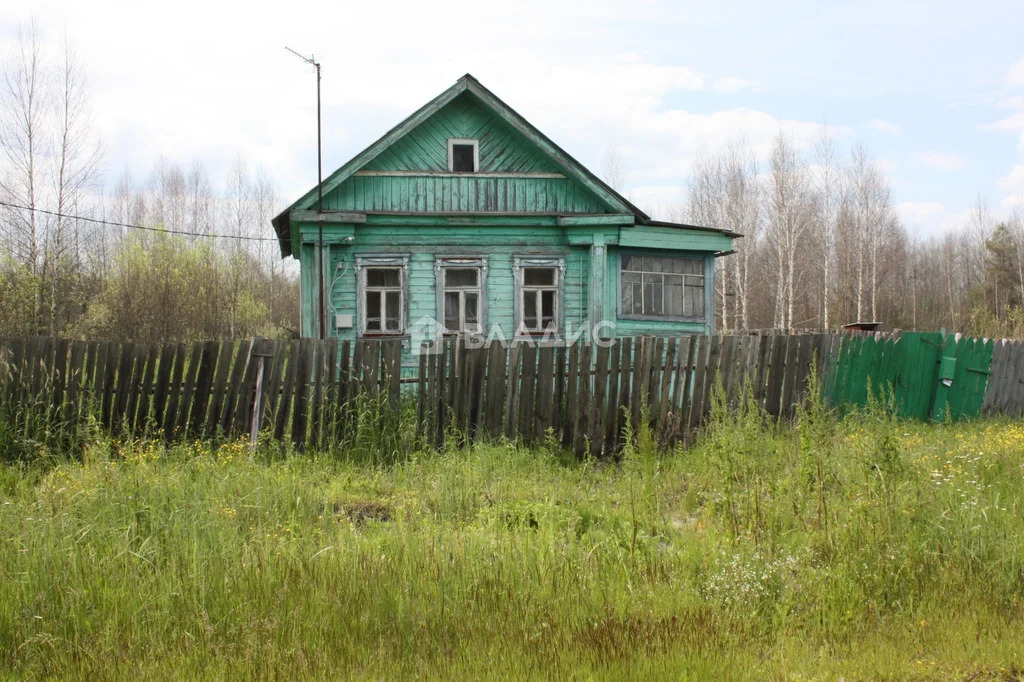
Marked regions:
[367,267,400,288]
[622,255,635,271]
[523,291,537,329]
[665,274,682,314]
[385,291,401,331]
[684,258,702,275]
[523,267,554,287]
[465,292,478,323]
[444,292,460,329]
[452,143,475,172]
[666,275,683,316]
[621,279,633,314]
[541,290,555,328]
[365,291,381,331]
[685,282,704,317]
[445,267,478,287]
[650,281,664,315]
[621,272,641,286]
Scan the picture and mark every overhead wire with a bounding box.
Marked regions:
[0,200,279,242]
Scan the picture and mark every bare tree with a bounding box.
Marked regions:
[186,159,214,236]
[766,133,812,331]
[687,147,729,328]
[813,124,840,330]
[0,20,46,279]
[722,141,759,330]
[602,146,628,192]
[51,32,101,265]
[848,144,895,322]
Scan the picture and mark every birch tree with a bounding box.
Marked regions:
[0,21,46,279]
[766,133,812,331]
[687,147,729,328]
[722,141,759,330]
[813,124,840,329]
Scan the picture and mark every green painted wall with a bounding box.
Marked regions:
[296,221,722,366]
[363,93,562,174]
[286,86,732,363]
[305,223,590,357]
[320,93,609,215]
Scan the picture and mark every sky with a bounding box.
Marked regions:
[3,0,1024,240]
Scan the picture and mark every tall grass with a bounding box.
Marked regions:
[1,390,1024,679]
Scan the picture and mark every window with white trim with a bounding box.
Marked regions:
[447,138,478,172]
[357,255,408,335]
[620,254,704,319]
[515,257,563,335]
[438,259,485,334]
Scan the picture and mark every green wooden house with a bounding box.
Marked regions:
[272,74,737,365]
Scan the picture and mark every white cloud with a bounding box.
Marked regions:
[897,202,945,225]
[870,119,901,135]
[626,185,684,221]
[1008,57,1024,87]
[897,203,973,238]
[915,151,970,171]
[713,76,757,93]
[997,164,1024,208]
[980,112,1024,133]
[877,158,900,174]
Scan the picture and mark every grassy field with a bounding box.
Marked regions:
[2,396,1024,680]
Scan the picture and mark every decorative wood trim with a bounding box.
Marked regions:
[557,214,634,227]
[434,256,489,337]
[353,170,566,179]
[291,210,367,224]
[354,254,410,337]
[446,138,479,172]
[512,255,566,338]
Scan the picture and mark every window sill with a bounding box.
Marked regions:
[358,333,409,341]
[617,314,707,323]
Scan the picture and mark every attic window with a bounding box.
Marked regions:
[448,138,478,172]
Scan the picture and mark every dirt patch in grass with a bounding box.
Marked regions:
[332,499,392,524]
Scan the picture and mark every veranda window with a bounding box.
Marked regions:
[620,254,704,319]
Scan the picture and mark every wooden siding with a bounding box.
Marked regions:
[321,93,609,215]
[322,174,607,213]
[323,225,590,360]
[363,93,563,174]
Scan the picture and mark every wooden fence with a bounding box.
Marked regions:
[0,332,1020,457]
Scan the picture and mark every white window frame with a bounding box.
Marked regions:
[617,252,706,321]
[447,138,479,173]
[355,255,409,337]
[513,256,565,337]
[435,256,487,336]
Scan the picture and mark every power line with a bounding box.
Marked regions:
[0,200,279,242]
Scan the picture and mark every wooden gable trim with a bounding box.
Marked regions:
[272,73,655,256]
[286,79,467,216]
[462,77,643,219]
[353,170,567,179]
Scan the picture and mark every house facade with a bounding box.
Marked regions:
[272,75,737,363]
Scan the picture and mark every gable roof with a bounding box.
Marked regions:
[272,74,737,257]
